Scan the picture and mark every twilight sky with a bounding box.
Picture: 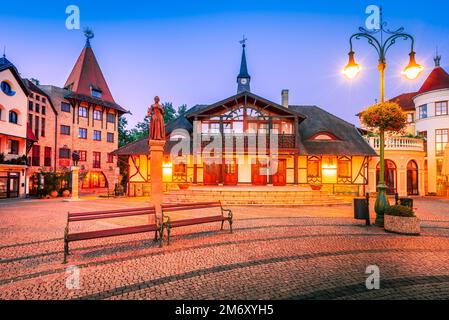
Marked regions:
[1,0,449,128]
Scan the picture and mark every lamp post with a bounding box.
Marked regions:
[342,9,423,226]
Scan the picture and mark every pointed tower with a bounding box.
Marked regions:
[417,55,449,95]
[64,28,116,103]
[237,37,251,93]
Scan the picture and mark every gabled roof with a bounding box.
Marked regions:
[64,39,116,104]
[23,79,58,115]
[289,105,377,156]
[388,92,417,112]
[0,56,29,96]
[186,91,305,119]
[417,66,449,95]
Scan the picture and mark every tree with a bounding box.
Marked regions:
[163,102,177,123]
[177,104,188,117]
[118,116,132,148]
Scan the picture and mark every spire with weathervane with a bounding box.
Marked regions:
[237,36,251,93]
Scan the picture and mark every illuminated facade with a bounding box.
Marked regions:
[114,44,376,196]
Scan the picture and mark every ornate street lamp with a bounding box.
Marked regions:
[343,9,423,226]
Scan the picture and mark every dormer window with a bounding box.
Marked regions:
[91,87,102,99]
[310,132,339,141]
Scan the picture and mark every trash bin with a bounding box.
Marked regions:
[354,198,368,220]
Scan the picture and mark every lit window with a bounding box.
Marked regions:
[107,153,114,163]
[436,129,449,156]
[93,110,102,121]
[79,106,88,118]
[311,132,337,140]
[79,151,87,162]
[407,113,415,123]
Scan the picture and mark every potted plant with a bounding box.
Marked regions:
[310,184,322,191]
[384,205,420,235]
[178,183,190,190]
[62,189,71,198]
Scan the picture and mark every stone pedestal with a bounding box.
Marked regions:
[64,166,80,202]
[150,140,166,222]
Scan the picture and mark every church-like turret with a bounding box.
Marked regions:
[237,37,251,93]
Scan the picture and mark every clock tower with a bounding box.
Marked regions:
[237,37,251,93]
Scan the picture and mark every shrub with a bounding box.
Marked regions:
[385,205,415,218]
[361,102,407,134]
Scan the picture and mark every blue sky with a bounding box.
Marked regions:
[2,0,449,128]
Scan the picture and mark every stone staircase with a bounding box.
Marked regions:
[163,188,351,206]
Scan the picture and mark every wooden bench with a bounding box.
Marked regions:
[63,206,159,263]
[160,201,233,246]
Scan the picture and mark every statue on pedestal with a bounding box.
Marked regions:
[72,150,80,167]
[147,96,165,141]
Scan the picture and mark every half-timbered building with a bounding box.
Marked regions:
[113,43,377,197]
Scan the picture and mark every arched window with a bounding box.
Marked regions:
[9,110,18,124]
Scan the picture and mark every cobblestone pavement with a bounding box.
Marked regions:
[0,196,449,300]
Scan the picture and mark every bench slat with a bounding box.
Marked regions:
[67,224,159,242]
[162,204,221,212]
[162,202,221,209]
[69,207,155,218]
[169,216,227,228]
[69,210,155,222]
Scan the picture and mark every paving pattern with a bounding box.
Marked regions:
[0,196,449,300]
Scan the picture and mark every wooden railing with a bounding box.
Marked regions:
[366,136,425,152]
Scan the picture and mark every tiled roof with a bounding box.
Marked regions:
[64,42,116,104]
[388,92,417,112]
[417,66,449,95]
[289,105,377,156]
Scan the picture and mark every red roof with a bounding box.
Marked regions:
[417,66,449,95]
[388,92,417,111]
[64,45,116,103]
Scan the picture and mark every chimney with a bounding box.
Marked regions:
[30,78,40,86]
[281,89,289,108]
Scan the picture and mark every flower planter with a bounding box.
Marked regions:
[62,190,71,198]
[384,215,420,235]
[49,190,59,198]
[178,184,190,190]
[310,185,322,191]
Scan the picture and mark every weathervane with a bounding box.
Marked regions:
[239,35,247,48]
[84,27,94,47]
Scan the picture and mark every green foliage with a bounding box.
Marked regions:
[163,102,177,123]
[385,205,416,218]
[177,104,188,117]
[0,153,28,165]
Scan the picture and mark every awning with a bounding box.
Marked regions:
[26,125,37,142]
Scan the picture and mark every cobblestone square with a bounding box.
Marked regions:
[1,197,449,300]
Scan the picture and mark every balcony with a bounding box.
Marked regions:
[199,133,296,150]
[366,136,425,152]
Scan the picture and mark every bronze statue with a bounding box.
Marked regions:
[147,96,165,140]
[72,150,80,166]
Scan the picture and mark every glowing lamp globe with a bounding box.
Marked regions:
[402,51,424,80]
[342,51,361,79]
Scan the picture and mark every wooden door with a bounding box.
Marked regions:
[204,163,219,185]
[251,160,267,185]
[272,159,287,186]
[223,159,238,185]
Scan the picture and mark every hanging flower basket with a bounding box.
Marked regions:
[178,183,190,190]
[360,102,407,134]
[310,184,322,191]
